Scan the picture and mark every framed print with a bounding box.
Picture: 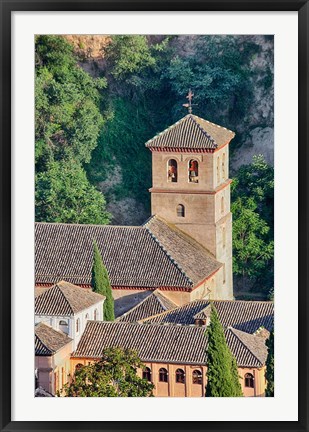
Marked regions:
[1,1,308,431]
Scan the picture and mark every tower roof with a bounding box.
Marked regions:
[145,114,235,151]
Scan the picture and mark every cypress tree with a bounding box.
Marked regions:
[265,331,274,396]
[206,304,243,397]
[91,241,115,321]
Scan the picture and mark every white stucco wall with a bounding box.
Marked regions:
[35,299,104,349]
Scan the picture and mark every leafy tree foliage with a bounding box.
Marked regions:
[35,159,110,224]
[35,35,106,169]
[206,305,243,397]
[231,155,274,295]
[104,35,157,79]
[88,98,154,209]
[63,348,154,397]
[35,35,110,225]
[265,332,274,396]
[91,242,115,321]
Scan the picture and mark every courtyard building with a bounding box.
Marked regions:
[71,321,268,397]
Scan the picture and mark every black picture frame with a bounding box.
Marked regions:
[1,1,308,431]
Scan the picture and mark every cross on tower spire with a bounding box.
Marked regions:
[183,89,195,114]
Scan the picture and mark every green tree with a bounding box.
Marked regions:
[265,332,274,396]
[35,159,110,224]
[231,155,274,294]
[232,155,274,237]
[105,35,156,79]
[231,196,274,285]
[35,35,107,171]
[206,304,243,397]
[63,348,154,397]
[91,242,114,321]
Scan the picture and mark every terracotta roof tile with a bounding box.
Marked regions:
[35,280,105,316]
[142,300,274,334]
[145,115,235,150]
[35,221,220,289]
[117,290,177,322]
[35,322,72,356]
[145,215,221,284]
[73,321,267,367]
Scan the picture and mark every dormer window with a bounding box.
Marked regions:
[188,159,199,183]
[167,159,177,182]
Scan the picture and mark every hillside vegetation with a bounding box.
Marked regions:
[35,34,274,298]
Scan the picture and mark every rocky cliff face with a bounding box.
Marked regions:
[63,35,111,76]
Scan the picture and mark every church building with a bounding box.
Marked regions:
[35,113,235,314]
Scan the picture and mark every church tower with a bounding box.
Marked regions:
[145,113,235,300]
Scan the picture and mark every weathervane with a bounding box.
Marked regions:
[183,89,197,114]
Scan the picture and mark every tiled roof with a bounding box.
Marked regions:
[145,115,235,150]
[145,216,221,285]
[225,327,268,367]
[117,290,177,322]
[35,322,72,356]
[73,321,267,368]
[212,300,274,334]
[142,300,274,334]
[35,281,105,316]
[35,221,220,289]
[35,286,51,297]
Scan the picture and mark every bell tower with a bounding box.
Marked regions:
[145,113,235,300]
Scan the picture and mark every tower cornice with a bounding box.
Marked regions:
[149,179,232,195]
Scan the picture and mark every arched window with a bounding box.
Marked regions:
[222,153,226,180]
[167,159,178,183]
[76,318,80,333]
[175,368,185,384]
[142,367,152,382]
[94,309,98,320]
[188,159,199,183]
[177,204,185,218]
[244,373,254,388]
[75,363,83,373]
[217,156,220,184]
[192,370,202,384]
[59,320,69,334]
[221,196,224,214]
[159,368,168,382]
[85,313,89,321]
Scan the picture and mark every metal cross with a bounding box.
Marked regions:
[183,89,195,114]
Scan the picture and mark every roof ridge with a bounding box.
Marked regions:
[153,290,177,309]
[228,327,263,366]
[54,283,75,315]
[189,115,218,147]
[145,115,190,147]
[115,291,156,321]
[35,334,53,355]
[144,226,193,287]
[191,114,235,135]
[139,307,173,323]
[147,215,219,260]
[35,221,143,229]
